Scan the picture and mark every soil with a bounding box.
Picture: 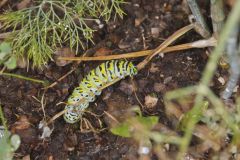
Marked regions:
[0,0,223,160]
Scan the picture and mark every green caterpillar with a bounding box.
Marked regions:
[64,60,138,123]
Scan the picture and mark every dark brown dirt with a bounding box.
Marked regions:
[0,0,216,159]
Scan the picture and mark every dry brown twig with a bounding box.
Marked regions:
[43,51,86,90]
[58,37,216,62]
[137,24,194,70]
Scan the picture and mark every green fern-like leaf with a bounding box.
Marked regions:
[0,0,126,67]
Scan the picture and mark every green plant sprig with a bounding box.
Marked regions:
[0,0,126,67]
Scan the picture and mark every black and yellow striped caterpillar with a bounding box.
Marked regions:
[64,60,138,123]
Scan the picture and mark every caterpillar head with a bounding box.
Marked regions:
[64,105,82,123]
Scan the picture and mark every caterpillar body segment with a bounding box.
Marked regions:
[64,105,84,123]
[64,60,138,123]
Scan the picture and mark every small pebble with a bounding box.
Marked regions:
[218,77,225,85]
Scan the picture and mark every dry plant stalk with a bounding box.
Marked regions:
[137,24,194,70]
[58,37,216,61]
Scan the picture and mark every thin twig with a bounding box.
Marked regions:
[137,24,194,71]
[32,92,47,121]
[42,67,76,90]
[41,92,47,121]
[43,50,88,90]
[46,109,66,126]
[104,111,120,124]
[58,37,216,61]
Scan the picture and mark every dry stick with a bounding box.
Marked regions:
[104,111,120,124]
[43,68,76,90]
[47,24,196,125]
[43,51,88,90]
[47,109,66,125]
[41,91,47,121]
[44,40,110,90]
[137,24,194,71]
[59,37,216,61]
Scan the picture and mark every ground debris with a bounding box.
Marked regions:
[144,94,158,109]
[22,155,30,160]
[54,48,75,67]
[11,115,30,132]
[38,120,54,139]
[119,80,135,95]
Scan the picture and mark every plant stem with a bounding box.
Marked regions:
[0,106,7,130]
[187,0,211,38]
[211,0,225,39]
[222,26,240,100]
[0,72,48,85]
[177,0,240,159]
[137,24,194,71]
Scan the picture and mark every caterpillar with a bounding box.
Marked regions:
[64,60,138,123]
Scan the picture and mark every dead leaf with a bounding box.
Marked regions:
[163,76,172,84]
[144,95,158,109]
[226,0,235,7]
[17,56,28,68]
[103,92,134,127]
[94,47,112,57]
[39,120,54,139]
[17,0,31,10]
[11,115,31,132]
[48,155,54,160]
[134,9,147,26]
[54,48,75,66]
[22,155,31,160]
[118,39,131,49]
[151,27,160,38]
[153,83,166,93]
[163,3,172,12]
